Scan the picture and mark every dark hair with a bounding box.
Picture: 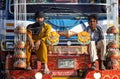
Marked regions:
[34,11,45,18]
[88,14,98,21]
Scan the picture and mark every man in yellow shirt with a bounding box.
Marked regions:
[26,11,52,74]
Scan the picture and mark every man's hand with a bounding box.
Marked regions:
[30,41,34,49]
[34,40,41,50]
[28,34,34,49]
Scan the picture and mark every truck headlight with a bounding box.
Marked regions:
[93,72,101,79]
[35,72,42,79]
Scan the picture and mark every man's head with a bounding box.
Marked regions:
[88,14,98,31]
[35,11,45,23]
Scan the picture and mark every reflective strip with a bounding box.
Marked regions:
[6,23,14,27]
[6,29,14,32]
[6,36,14,39]
[6,29,15,36]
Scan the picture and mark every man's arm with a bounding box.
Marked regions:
[26,25,34,49]
[97,26,104,41]
[40,23,52,42]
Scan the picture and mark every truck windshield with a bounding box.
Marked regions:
[9,0,107,20]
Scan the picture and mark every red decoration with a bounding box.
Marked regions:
[42,74,52,79]
[85,70,120,79]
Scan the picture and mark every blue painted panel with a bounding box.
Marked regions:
[6,36,14,39]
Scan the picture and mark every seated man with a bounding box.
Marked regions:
[85,14,106,70]
[26,11,52,74]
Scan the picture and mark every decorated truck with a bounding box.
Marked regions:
[0,0,120,79]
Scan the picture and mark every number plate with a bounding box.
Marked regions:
[58,58,74,68]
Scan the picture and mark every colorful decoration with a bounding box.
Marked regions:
[15,26,27,34]
[14,59,26,69]
[107,41,120,70]
[85,70,120,79]
[78,31,90,44]
[107,26,118,34]
[108,50,120,58]
[52,46,88,55]
[14,50,26,58]
[107,41,119,48]
[14,26,27,69]
[47,31,60,45]
[58,30,77,38]
[15,41,25,48]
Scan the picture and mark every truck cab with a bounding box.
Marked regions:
[0,0,120,79]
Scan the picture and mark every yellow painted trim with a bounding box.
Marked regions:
[52,77,83,79]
